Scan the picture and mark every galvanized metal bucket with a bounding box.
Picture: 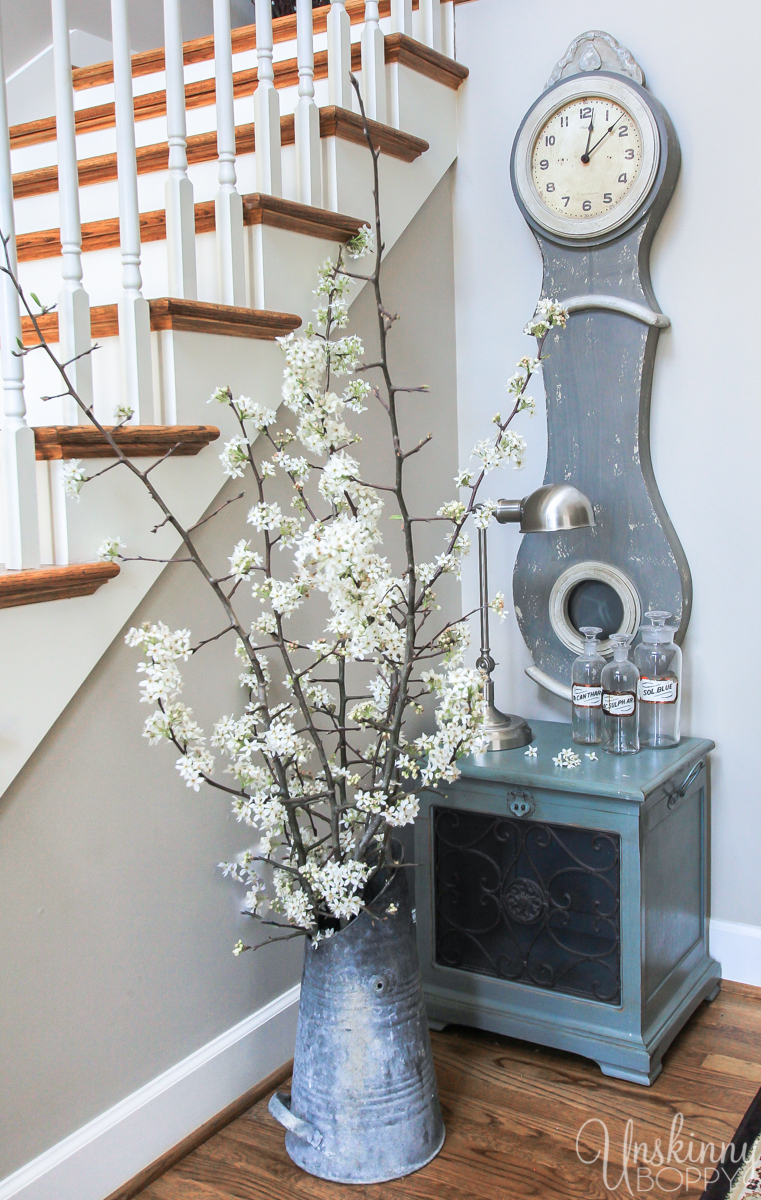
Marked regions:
[268,864,445,1183]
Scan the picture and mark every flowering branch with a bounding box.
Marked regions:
[0,95,568,950]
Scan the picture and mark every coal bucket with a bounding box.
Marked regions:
[268,864,445,1183]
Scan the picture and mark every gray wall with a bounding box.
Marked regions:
[452,0,761,931]
[0,170,460,1179]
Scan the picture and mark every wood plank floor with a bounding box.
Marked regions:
[139,983,761,1199]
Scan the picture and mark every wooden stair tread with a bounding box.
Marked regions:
[0,562,119,608]
[68,0,460,91]
[34,424,221,460]
[11,37,466,151]
[17,193,366,263]
[20,299,301,346]
[12,106,428,199]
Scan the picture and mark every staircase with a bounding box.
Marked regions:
[0,0,468,796]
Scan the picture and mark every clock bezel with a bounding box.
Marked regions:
[512,74,661,241]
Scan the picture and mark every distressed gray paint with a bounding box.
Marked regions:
[510,69,692,691]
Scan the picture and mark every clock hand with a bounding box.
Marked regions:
[584,113,625,161]
[581,114,594,164]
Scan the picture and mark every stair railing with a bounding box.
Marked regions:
[213,0,246,305]
[52,0,94,423]
[361,1,387,123]
[442,0,455,58]
[254,0,283,196]
[295,0,322,206]
[419,0,442,51]
[327,0,352,109]
[164,0,198,299]
[390,0,413,35]
[0,22,40,569]
[111,0,154,420]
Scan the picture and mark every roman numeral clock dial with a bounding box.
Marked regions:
[532,99,642,221]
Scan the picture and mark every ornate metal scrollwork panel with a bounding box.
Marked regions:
[433,806,621,1004]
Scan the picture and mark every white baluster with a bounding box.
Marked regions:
[213,0,245,305]
[164,0,197,298]
[295,0,321,207]
[441,0,455,58]
[419,0,442,51]
[327,0,352,109]
[253,0,282,196]
[52,0,93,424]
[0,24,39,569]
[361,1,386,124]
[111,0,154,420]
[390,0,412,35]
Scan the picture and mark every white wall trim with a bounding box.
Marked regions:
[0,983,300,1200]
[710,919,761,989]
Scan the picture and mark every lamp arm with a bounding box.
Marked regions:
[495,498,523,524]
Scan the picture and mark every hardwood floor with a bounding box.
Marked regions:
[138,983,761,1199]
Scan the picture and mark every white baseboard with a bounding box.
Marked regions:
[710,918,761,989]
[0,984,300,1200]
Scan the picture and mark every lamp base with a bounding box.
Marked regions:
[482,703,533,751]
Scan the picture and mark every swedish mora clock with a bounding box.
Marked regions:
[510,31,691,698]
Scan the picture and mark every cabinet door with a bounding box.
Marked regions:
[431,803,622,1005]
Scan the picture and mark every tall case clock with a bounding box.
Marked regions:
[509,31,691,698]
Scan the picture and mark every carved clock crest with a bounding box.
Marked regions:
[510,31,691,699]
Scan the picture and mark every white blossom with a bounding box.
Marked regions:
[63,459,88,499]
[474,500,498,529]
[98,536,125,562]
[438,499,466,523]
[346,224,375,259]
[229,540,262,581]
[524,745,538,758]
[113,402,134,423]
[385,795,419,826]
[248,501,283,532]
[237,396,278,428]
[219,436,250,479]
[524,297,569,338]
[471,431,526,473]
[553,747,581,769]
[489,591,507,621]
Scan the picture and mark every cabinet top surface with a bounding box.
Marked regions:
[458,721,714,802]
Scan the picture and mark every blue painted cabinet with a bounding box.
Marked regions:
[414,720,719,1085]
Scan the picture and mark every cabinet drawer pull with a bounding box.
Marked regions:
[668,760,705,808]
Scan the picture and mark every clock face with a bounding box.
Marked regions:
[531,98,643,221]
[512,76,660,241]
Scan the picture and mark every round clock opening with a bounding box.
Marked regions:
[549,561,641,657]
[568,579,624,639]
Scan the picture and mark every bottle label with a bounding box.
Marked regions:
[638,677,679,704]
[572,684,603,708]
[603,691,636,716]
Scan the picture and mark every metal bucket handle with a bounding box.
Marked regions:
[268,1091,324,1149]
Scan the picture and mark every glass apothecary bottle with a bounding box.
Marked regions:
[601,633,639,755]
[572,626,604,745]
[634,611,682,748]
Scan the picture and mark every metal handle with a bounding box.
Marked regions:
[268,1091,324,1149]
[678,759,704,797]
[668,759,705,809]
